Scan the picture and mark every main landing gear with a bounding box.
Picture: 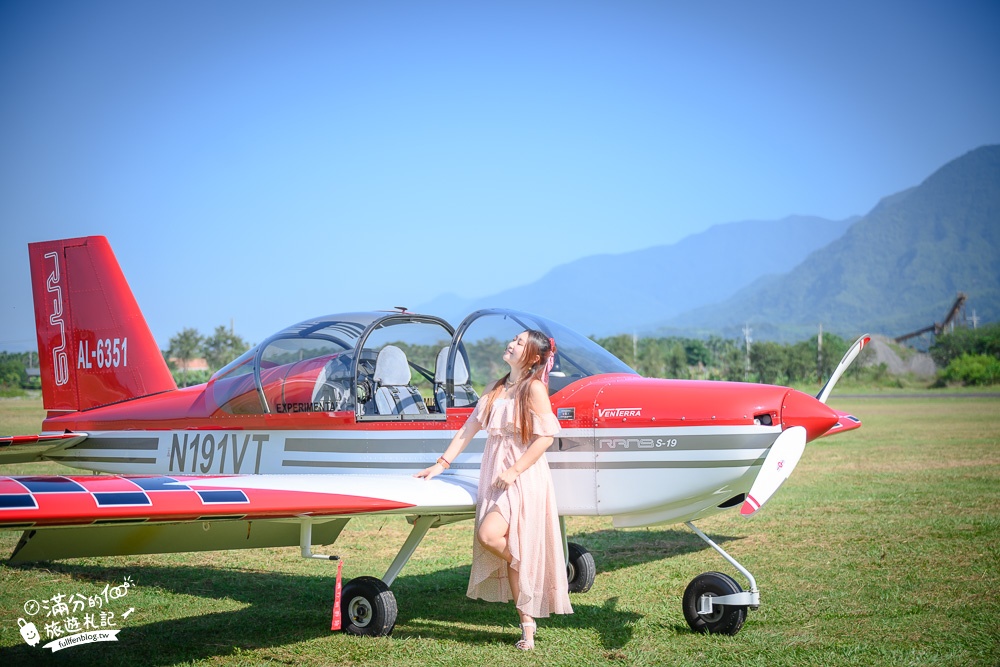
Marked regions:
[681,522,759,635]
[566,541,596,593]
[340,576,398,636]
[301,515,468,637]
[561,516,596,593]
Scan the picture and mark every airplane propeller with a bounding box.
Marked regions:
[740,333,870,517]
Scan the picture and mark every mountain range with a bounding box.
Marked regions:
[419,145,1000,341]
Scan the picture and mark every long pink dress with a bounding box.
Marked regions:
[465,396,574,618]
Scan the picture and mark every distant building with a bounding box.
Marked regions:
[170,358,210,372]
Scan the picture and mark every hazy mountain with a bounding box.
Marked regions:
[662,145,1000,340]
[419,215,857,336]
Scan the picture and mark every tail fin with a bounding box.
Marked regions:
[28,236,177,412]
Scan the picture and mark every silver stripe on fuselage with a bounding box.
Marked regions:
[46,437,160,466]
[69,437,159,451]
[49,426,777,474]
[46,455,158,465]
[285,437,487,455]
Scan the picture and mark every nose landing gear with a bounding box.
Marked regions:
[682,522,759,636]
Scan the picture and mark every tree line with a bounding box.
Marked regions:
[591,333,856,385]
[165,326,251,386]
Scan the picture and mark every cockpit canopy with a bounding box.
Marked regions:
[207,309,636,420]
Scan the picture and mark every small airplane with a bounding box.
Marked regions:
[0,236,869,637]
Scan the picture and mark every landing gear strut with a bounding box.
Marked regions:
[682,522,759,636]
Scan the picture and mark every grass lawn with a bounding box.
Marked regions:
[0,395,997,666]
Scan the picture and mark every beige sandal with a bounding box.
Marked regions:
[515,621,536,650]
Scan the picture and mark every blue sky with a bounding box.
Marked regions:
[2,1,998,350]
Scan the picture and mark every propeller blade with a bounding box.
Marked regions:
[816,334,871,404]
[741,426,807,516]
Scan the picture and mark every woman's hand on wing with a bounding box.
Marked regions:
[414,463,444,480]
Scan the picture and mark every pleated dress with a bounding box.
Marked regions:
[465,395,574,618]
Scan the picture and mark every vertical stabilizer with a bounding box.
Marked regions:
[28,236,177,412]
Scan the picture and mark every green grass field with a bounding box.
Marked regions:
[0,396,997,666]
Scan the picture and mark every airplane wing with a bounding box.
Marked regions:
[0,473,476,562]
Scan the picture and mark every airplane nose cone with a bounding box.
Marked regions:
[780,389,839,441]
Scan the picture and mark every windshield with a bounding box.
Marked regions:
[451,309,637,394]
[207,313,383,415]
[207,312,457,417]
[207,309,634,415]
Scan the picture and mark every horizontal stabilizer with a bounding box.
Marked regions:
[741,426,806,516]
[0,432,88,464]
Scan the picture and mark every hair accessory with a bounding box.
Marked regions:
[542,338,557,385]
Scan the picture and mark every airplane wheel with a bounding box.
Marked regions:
[682,572,747,636]
[566,542,596,593]
[340,576,398,637]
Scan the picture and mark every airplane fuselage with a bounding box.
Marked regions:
[39,375,839,527]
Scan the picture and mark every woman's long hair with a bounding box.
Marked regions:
[481,330,555,443]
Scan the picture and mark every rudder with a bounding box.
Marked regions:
[28,236,176,412]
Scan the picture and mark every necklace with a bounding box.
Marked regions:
[505,375,519,388]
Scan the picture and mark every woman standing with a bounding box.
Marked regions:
[416,329,572,650]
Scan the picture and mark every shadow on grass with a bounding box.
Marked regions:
[568,526,742,575]
[1,527,741,665]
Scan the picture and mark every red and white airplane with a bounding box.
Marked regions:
[1,236,868,636]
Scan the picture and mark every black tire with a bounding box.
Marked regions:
[682,572,747,636]
[340,576,398,637]
[566,542,596,593]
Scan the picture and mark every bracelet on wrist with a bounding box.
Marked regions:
[436,456,451,469]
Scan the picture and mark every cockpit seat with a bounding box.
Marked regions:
[373,345,428,415]
[434,346,479,410]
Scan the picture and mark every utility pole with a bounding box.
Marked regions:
[742,324,752,382]
[817,323,823,385]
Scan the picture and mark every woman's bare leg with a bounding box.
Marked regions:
[478,511,511,562]
[478,512,534,638]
